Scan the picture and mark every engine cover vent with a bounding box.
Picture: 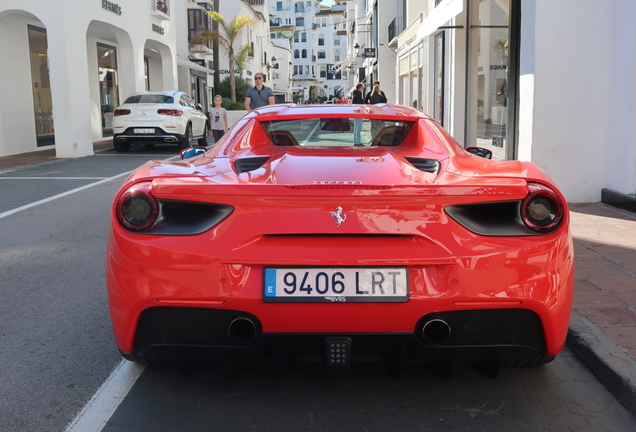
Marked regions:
[404,157,440,174]
[235,157,271,174]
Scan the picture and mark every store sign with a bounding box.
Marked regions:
[102,0,122,15]
[490,65,508,70]
[363,48,376,58]
[219,70,241,74]
[152,24,164,35]
[189,58,205,67]
[326,64,341,80]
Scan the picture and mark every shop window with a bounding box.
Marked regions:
[97,42,119,137]
[467,0,514,160]
[433,32,445,126]
[28,25,54,147]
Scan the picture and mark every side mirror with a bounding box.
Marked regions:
[465,147,493,159]
[180,146,207,160]
[197,103,203,111]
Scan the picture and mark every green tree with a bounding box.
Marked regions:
[193,12,254,103]
[217,76,250,104]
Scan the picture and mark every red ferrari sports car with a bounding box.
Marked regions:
[106,103,574,374]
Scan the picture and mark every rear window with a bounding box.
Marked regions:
[124,94,174,104]
[261,118,414,147]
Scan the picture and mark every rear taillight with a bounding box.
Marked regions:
[521,183,564,233]
[157,109,183,116]
[116,182,159,231]
[113,109,131,116]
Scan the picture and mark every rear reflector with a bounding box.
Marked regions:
[453,301,522,307]
[157,299,225,306]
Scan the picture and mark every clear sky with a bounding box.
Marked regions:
[321,0,335,6]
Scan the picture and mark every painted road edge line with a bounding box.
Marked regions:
[0,171,132,220]
[64,360,146,432]
[0,156,180,220]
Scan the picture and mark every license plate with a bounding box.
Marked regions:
[263,267,409,303]
[133,128,155,134]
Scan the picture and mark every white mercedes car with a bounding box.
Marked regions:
[112,91,209,152]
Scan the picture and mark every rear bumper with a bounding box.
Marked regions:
[113,127,183,144]
[106,212,575,361]
[125,307,549,366]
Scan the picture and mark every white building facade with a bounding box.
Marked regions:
[270,0,348,103]
[0,0,215,158]
[348,0,399,103]
[394,0,636,204]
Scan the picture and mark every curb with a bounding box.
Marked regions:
[567,311,636,417]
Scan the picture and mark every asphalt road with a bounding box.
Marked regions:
[0,146,635,432]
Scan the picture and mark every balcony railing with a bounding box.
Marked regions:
[388,16,404,43]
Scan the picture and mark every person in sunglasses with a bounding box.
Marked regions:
[244,73,275,111]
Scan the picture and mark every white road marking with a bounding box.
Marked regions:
[63,360,146,432]
[0,177,107,180]
[0,155,179,220]
[0,171,132,220]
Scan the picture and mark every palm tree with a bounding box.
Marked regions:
[196,11,255,103]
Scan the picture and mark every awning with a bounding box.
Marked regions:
[176,55,214,74]
[416,0,463,39]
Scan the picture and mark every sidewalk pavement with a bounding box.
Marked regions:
[0,146,635,415]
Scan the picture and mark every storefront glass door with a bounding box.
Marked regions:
[28,25,54,147]
[97,43,119,137]
[468,0,512,160]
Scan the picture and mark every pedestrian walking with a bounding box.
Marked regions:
[368,84,387,104]
[352,83,365,104]
[352,83,365,146]
[368,84,387,139]
[208,95,228,144]
[244,73,275,111]
[364,81,387,104]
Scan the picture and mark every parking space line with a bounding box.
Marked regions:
[63,360,146,432]
[0,171,132,220]
[0,156,180,220]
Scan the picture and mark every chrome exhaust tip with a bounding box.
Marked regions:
[421,318,451,346]
[227,316,258,344]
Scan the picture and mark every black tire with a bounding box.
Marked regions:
[113,138,130,152]
[198,124,209,146]
[178,124,193,150]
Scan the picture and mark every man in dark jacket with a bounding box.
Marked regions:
[352,83,365,104]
